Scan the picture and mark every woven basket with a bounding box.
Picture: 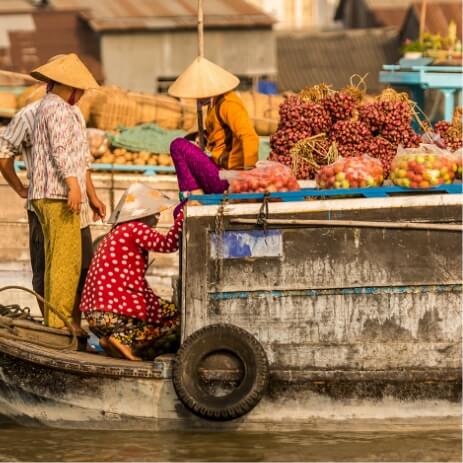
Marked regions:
[91,86,139,130]
[0,92,17,111]
[129,92,196,131]
[236,91,282,136]
[16,84,46,109]
[76,88,99,123]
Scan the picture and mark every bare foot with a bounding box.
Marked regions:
[99,337,124,359]
[108,336,142,361]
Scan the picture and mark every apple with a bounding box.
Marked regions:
[316,156,384,190]
[391,151,457,189]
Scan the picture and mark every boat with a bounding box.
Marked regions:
[0,187,461,429]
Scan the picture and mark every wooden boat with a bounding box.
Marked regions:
[0,189,461,429]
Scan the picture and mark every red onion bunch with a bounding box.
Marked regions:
[381,126,421,148]
[358,103,386,133]
[434,120,451,135]
[331,120,372,147]
[365,137,397,177]
[277,96,312,130]
[323,92,356,123]
[434,120,462,151]
[305,103,332,135]
[270,127,312,156]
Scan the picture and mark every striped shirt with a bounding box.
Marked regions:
[0,97,91,228]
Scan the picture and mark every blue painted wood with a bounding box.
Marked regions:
[13,160,175,175]
[209,284,462,301]
[379,64,463,122]
[210,230,283,259]
[398,58,433,67]
[190,184,463,205]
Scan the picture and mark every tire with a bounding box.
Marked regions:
[173,323,269,421]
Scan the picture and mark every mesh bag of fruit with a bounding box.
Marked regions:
[451,148,462,180]
[390,144,457,188]
[315,155,384,189]
[220,161,300,193]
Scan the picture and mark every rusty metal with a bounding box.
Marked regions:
[51,0,274,31]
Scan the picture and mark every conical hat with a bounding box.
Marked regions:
[168,56,239,99]
[30,53,99,90]
[108,183,177,225]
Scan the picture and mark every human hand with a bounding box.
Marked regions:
[67,185,81,214]
[90,196,106,221]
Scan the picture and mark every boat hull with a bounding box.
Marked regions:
[0,347,460,430]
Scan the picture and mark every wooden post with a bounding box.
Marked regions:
[198,0,204,58]
[419,0,427,43]
[197,0,206,150]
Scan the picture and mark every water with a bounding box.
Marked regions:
[0,420,460,462]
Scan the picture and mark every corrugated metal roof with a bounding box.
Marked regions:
[277,28,400,94]
[49,0,275,31]
[0,9,103,81]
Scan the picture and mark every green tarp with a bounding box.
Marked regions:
[109,123,185,154]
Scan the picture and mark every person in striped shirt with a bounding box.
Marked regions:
[0,62,105,329]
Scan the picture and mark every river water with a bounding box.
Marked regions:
[0,418,460,462]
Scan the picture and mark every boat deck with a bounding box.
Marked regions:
[0,337,172,379]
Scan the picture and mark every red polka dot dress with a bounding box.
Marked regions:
[80,210,184,325]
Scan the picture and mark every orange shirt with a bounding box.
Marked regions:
[205,92,258,170]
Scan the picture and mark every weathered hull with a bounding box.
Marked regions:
[1,194,462,429]
[0,341,460,430]
[183,195,462,377]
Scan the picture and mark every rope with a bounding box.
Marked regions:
[0,286,78,351]
[349,73,369,93]
[256,193,270,231]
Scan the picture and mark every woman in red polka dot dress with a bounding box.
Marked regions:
[80,183,184,361]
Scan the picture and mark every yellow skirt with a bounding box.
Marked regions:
[32,199,81,329]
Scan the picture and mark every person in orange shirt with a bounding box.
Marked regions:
[205,90,258,170]
[169,58,258,198]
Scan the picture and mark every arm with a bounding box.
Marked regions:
[0,114,29,198]
[86,170,106,220]
[0,157,28,198]
[221,102,259,169]
[135,209,184,254]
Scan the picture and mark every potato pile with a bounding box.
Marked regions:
[87,127,174,169]
[95,147,173,167]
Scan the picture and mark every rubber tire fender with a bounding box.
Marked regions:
[173,323,269,421]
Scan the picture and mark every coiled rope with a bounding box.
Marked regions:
[0,285,78,351]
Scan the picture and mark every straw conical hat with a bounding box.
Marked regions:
[30,53,99,90]
[108,183,177,225]
[168,56,239,99]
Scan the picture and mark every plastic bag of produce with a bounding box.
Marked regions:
[220,161,300,193]
[87,128,109,159]
[390,144,457,188]
[451,148,462,179]
[315,155,384,189]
